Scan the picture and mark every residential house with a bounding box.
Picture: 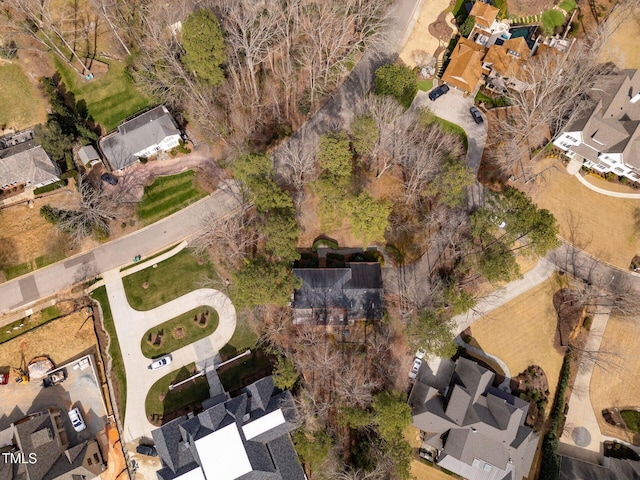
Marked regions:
[152,376,305,480]
[482,37,531,93]
[0,130,60,197]
[553,69,640,183]
[409,357,539,480]
[467,1,510,48]
[441,37,487,94]
[560,454,640,479]
[292,262,383,325]
[77,145,101,167]
[99,105,182,171]
[0,408,104,480]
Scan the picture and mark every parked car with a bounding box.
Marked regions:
[0,373,7,385]
[408,358,423,380]
[428,84,450,101]
[100,173,118,185]
[149,354,172,370]
[415,348,427,360]
[470,106,484,124]
[68,408,86,432]
[136,444,158,457]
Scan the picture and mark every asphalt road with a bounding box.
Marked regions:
[0,181,242,315]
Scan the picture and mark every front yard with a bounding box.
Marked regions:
[145,363,210,424]
[136,171,208,226]
[529,158,640,270]
[141,306,219,359]
[468,277,565,400]
[590,315,640,443]
[122,248,219,310]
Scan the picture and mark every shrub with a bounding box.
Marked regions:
[33,179,67,195]
[139,156,148,164]
[312,238,339,251]
[374,64,418,109]
[583,316,593,330]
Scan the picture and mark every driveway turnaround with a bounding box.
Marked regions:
[102,269,237,442]
[0,181,242,316]
[412,88,488,174]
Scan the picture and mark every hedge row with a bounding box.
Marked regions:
[33,179,68,195]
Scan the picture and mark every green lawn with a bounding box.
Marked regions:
[559,0,576,13]
[4,262,33,280]
[434,116,468,150]
[621,410,640,433]
[90,287,127,420]
[0,63,46,130]
[219,311,258,361]
[123,248,218,310]
[136,171,207,226]
[120,243,180,272]
[145,363,210,420]
[141,307,219,359]
[53,57,150,131]
[0,305,60,345]
[542,9,566,35]
[417,79,434,92]
[218,350,273,395]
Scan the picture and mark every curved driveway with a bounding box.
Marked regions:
[102,269,236,442]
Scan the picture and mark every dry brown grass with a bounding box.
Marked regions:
[0,307,98,370]
[600,7,640,69]
[469,277,566,399]
[528,158,640,270]
[398,0,452,66]
[589,315,640,443]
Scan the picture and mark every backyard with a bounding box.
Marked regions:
[53,57,150,132]
[122,248,219,310]
[145,363,210,423]
[600,5,640,69]
[141,306,219,359]
[0,63,47,131]
[530,158,640,270]
[590,315,640,443]
[469,277,565,400]
[90,286,127,420]
[136,171,208,226]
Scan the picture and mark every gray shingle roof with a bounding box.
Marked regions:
[0,144,59,187]
[99,105,180,170]
[77,145,100,165]
[410,359,539,480]
[152,377,303,480]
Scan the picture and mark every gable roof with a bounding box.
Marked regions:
[99,105,180,170]
[442,38,487,93]
[469,1,500,29]
[410,358,538,480]
[77,145,100,165]
[0,143,59,187]
[152,377,304,480]
[565,69,640,170]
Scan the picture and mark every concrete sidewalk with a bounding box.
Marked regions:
[103,270,237,442]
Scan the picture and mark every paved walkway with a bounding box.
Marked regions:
[452,258,556,335]
[560,304,612,452]
[103,268,237,442]
[566,159,640,198]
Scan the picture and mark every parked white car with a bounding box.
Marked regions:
[415,348,427,360]
[149,354,172,370]
[408,358,423,380]
[68,408,86,432]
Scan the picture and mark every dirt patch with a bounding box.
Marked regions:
[101,424,129,480]
[0,302,97,373]
[398,0,453,66]
[469,277,566,400]
[529,158,640,270]
[590,315,640,444]
[172,326,185,339]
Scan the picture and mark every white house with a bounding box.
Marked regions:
[99,105,182,171]
[553,69,640,183]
